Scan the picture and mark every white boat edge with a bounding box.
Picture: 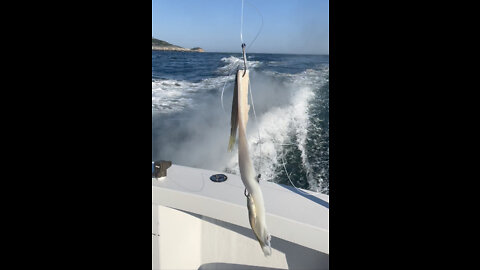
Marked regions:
[152,164,329,270]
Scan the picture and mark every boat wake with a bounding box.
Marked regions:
[152,54,329,193]
[224,68,328,193]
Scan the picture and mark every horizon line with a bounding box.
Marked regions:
[152,50,328,56]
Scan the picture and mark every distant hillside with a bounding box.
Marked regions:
[152,38,204,52]
[151,38,181,48]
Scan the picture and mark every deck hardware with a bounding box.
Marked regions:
[152,160,172,179]
[210,174,228,183]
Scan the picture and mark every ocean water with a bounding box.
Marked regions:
[152,51,329,194]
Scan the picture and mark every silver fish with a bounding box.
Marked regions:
[230,69,272,256]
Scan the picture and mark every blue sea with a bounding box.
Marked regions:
[152,51,329,194]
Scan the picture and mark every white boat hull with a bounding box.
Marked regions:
[152,164,329,270]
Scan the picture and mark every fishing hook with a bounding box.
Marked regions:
[242,43,247,77]
[244,174,261,197]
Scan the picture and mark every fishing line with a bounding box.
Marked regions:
[244,0,264,51]
[221,0,264,114]
[240,0,262,174]
[248,78,263,174]
[240,0,244,43]
[224,0,312,194]
[258,137,315,195]
[281,149,312,196]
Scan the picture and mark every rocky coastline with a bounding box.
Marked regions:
[152,38,204,52]
[152,46,204,52]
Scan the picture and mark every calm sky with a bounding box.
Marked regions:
[152,0,328,55]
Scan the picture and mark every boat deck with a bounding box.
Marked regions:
[152,164,329,254]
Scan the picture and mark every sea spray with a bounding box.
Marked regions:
[152,51,329,193]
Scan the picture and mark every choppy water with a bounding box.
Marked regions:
[152,51,329,194]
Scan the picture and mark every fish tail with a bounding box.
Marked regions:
[261,232,272,256]
[228,134,236,152]
[228,72,239,152]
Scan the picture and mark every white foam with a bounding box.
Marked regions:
[218,56,261,75]
[295,68,329,192]
[152,75,237,113]
[152,79,196,113]
[152,56,263,113]
[152,56,329,192]
[225,68,327,187]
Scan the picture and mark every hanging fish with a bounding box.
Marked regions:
[229,69,272,256]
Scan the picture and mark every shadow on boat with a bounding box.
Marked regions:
[199,263,285,270]
[278,184,329,209]
[182,210,329,270]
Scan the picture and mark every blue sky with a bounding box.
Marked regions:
[152,0,328,55]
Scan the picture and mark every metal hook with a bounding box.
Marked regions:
[244,174,261,197]
[241,43,247,77]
